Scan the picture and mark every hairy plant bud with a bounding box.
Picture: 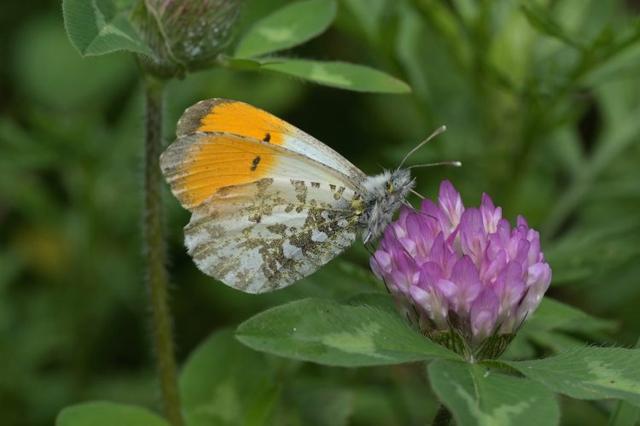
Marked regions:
[132,0,243,77]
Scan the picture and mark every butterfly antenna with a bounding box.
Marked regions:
[408,160,462,170]
[401,201,415,213]
[398,125,447,169]
[409,188,425,199]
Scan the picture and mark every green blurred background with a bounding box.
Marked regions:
[1,0,640,425]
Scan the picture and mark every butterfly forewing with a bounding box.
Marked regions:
[160,128,365,293]
[176,98,366,180]
[160,132,360,210]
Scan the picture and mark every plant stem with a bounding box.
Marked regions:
[143,75,184,426]
[433,404,452,426]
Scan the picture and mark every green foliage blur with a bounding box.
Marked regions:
[2,0,640,425]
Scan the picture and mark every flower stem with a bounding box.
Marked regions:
[143,75,184,426]
[433,404,452,426]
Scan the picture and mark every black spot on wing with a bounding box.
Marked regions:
[263,133,271,142]
[250,155,261,171]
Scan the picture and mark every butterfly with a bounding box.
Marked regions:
[160,99,450,293]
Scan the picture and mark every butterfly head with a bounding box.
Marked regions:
[357,125,457,244]
[360,168,414,244]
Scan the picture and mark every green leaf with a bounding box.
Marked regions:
[289,382,354,426]
[505,298,615,358]
[520,3,583,50]
[180,328,279,426]
[56,401,168,426]
[608,339,640,426]
[546,221,640,286]
[222,56,264,71]
[505,347,640,406]
[235,0,337,58]
[523,298,616,336]
[260,59,411,93]
[63,0,152,56]
[236,295,458,367]
[608,401,640,426]
[428,360,560,426]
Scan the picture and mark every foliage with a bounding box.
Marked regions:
[428,360,560,426]
[62,0,409,90]
[179,329,279,426]
[234,0,337,58]
[236,294,458,366]
[57,402,169,426]
[1,0,640,425]
[504,347,640,404]
[62,0,152,56]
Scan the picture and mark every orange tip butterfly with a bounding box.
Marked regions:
[160,99,454,293]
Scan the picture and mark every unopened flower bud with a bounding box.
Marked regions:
[132,0,243,77]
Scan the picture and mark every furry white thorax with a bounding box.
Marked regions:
[359,169,415,244]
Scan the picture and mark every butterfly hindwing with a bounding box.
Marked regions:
[185,177,361,293]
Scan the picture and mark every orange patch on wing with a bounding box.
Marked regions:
[197,101,291,145]
[173,135,278,208]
